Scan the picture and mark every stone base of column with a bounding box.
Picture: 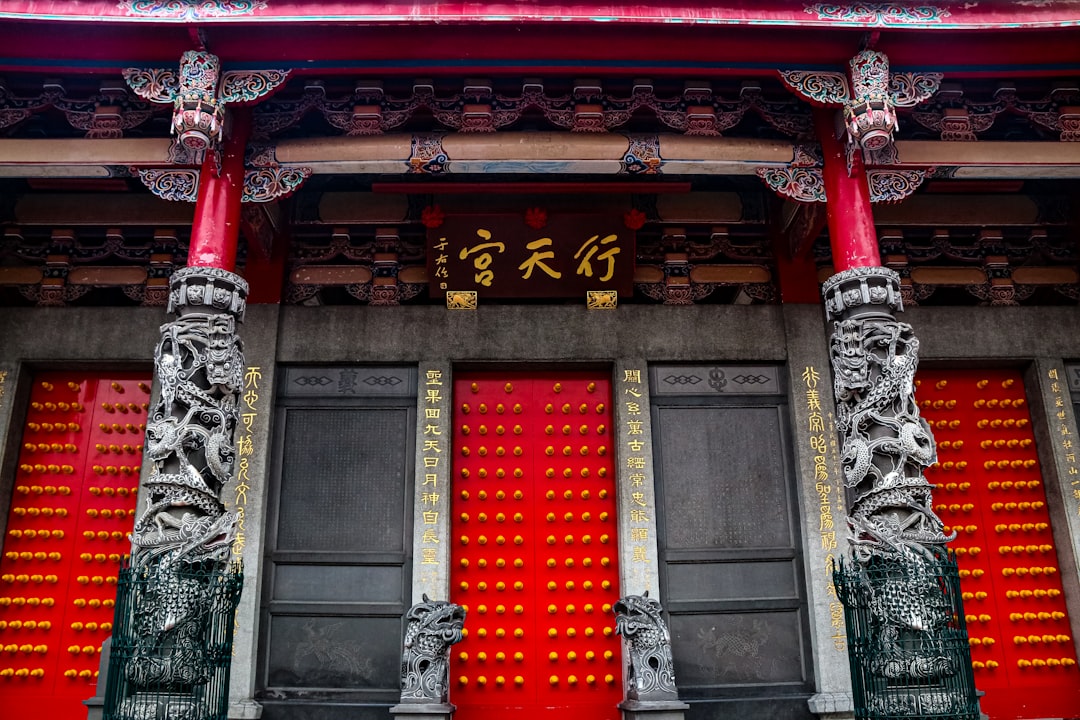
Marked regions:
[82,637,111,720]
[808,691,854,719]
[229,698,264,719]
[619,699,690,720]
[389,702,456,720]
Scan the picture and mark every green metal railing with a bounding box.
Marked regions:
[103,561,243,720]
[834,553,979,720]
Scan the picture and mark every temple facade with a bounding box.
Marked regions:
[1,3,1080,720]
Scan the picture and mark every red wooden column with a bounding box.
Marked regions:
[188,108,251,271]
[813,107,880,272]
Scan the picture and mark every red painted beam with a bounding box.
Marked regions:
[3,22,1080,77]
[372,182,691,194]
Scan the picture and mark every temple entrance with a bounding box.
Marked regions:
[449,371,623,720]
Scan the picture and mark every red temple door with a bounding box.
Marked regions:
[449,371,623,720]
[921,368,1080,719]
[0,371,150,720]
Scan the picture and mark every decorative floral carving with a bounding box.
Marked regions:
[804,3,951,25]
[778,70,850,106]
[867,170,927,203]
[756,166,827,203]
[138,168,201,202]
[242,166,311,203]
[125,49,288,153]
[119,0,267,19]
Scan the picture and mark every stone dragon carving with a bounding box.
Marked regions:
[613,592,679,701]
[398,596,466,704]
[825,267,973,715]
[113,266,247,717]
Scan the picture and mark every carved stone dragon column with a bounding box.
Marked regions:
[824,267,949,558]
[825,267,978,718]
[105,266,247,719]
[810,94,977,717]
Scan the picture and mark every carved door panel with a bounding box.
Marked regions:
[449,372,623,720]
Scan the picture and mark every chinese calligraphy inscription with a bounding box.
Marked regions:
[802,365,847,653]
[428,214,634,298]
[415,366,451,599]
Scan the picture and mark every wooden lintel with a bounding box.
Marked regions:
[689,264,771,284]
[910,267,988,285]
[67,267,148,285]
[289,265,374,285]
[0,267,43,285]
[14,194,194,226]
[1012,266,1080,285]
[0,138,174,166]
[873,195,1045,227]
[892,140,1080,178]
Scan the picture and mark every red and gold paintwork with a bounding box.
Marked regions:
[920,368,1080,720]
[450,372,622,720]
[0,371,149,720]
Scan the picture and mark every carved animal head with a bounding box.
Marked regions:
[405,595,466,649]
[613,591,668,643]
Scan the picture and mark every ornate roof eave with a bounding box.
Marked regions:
[4,1,1080,30]
[2,7,1080,78]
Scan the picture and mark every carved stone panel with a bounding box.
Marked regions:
[281,366,417,398]
[261,372,416,717]
[277,408,410,553]
[650,373,813,720]
[266,615,402,689]
[654,406,792,550]
[649,365,781,396]
[669,611,807,687]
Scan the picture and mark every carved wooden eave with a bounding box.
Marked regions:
[5,1,1080,30]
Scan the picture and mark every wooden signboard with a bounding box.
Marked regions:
[427,213,635,299]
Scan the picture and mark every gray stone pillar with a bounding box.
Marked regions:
[0,362,20,539]
[782,304,854,720]
[411,362,454,604]
[612,361,686,720]
[226,303,281,720]
[1028,359,1080,647]
[613,360,661,598]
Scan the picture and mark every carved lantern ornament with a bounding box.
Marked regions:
[846,50,897,151]
[173,50,224,151]
[780,49,942,159]
[124,49,289,153]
